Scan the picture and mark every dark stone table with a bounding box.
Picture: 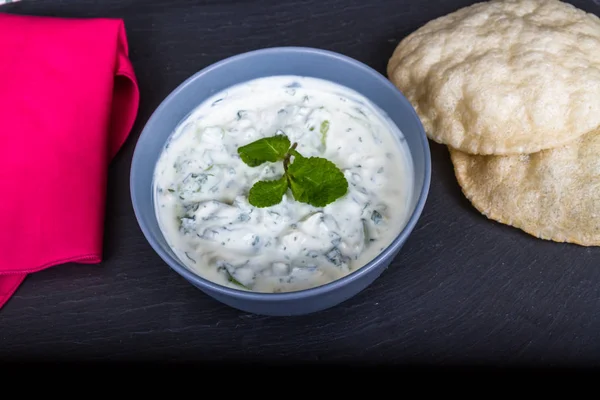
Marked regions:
[2,0,600,367]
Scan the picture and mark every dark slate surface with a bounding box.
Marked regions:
[1,0,600,366]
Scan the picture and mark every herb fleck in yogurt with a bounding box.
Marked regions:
[153,75,414,293]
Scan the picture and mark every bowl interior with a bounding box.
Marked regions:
[131,46,431,294]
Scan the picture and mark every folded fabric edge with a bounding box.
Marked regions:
[0,274,26,309]
[0,253,102,310]
[0,253,101,275]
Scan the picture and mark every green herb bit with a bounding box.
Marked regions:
[184,252,196,263]
[237,134,348,208]
[320,120,330,147]
[224,269,248,289]
[371,210,383,225]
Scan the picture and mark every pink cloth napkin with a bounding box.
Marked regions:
[0,13,140,309]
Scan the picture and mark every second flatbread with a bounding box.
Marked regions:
[450,128,600,246]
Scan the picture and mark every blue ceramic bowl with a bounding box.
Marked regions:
[130,47,431,316]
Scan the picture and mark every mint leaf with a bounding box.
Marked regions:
[287,156,348,207]
[320,120,330,146]
[248,175,289,208]
[237,135,291,167]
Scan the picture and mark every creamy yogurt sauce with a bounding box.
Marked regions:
[153,75,414,293]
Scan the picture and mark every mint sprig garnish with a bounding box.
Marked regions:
[237,134,348,208]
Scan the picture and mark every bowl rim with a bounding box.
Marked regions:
[130,45,431,301]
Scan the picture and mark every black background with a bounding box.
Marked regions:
[1,0,600,367]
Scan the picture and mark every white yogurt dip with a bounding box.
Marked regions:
[153,75,414,293]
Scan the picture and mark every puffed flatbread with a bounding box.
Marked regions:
[450,128,600,246]
[388,0,600,155]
